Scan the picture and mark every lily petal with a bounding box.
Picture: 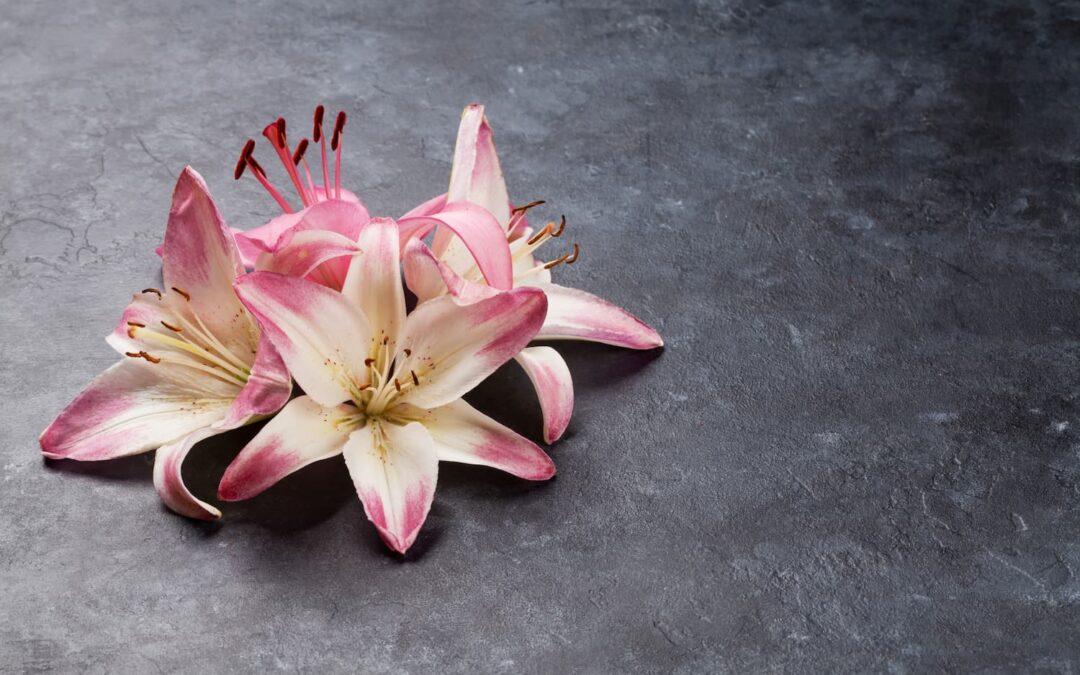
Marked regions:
[341,218,406,352]
[218,395,352,501]
[254,229,362,283]
[411,399,555,480]
[154,427,222,521]
[400,193,447,220]
[217,332,293,430]
[401,238,498,305]
[160,167,251,355]
[447,103,511,229]
[233,192,368,268]
[395,288,547,409]
[397,202,513,291]
[513,346,574,444]
[534,283,664,349]
[40,360,232,461]
[343,420,438,554]
[235,272,373,408]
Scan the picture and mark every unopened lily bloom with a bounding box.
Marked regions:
[228,106,515,292]
[40,168,292,520]
[219,218,553,554]
[402,104,663,444]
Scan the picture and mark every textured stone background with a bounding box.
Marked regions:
[3,0,1080,671]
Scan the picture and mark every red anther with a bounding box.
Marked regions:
[527,222,553,246]
[160,320,183,332]
[170,286,191,301]
[403,349,412,357]
[364,358,375,366]
[276,117,287,144]
[393,378,401,392]
[565,242,580,264]
[234,139,256,180]
[247,156,267,177]
[331,111,347,150]
[313,105,325,142]
[292,139,309,165]
[553,215,567,237]
[410,370,419,386]
[126,321,145,328]
[141,288,162,298]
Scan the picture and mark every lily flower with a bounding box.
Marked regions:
[402,104,663,444]
[228,106,514,292]
[219,218,553,554]
[40,168,293,520]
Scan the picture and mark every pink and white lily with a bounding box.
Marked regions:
[40,168,293,520]
[227,107,515,293]
[219,218,553,553]
[402,104,663,444]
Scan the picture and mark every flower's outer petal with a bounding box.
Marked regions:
[234,272,373,408]
[400,193,447,220]
[154,426,222,521]
[513,346,574,444]
[217,332,293,430]
[40,360,231,461]
[397,202,513,291]
[533,283,664,349]
[341,218,406,352]
[401,238,499,306]
[447,103,511,229]
[287,199,371,287]
[160,168,251,354]
[254,229,362,283]
[395,288,547,409]
[233,191,368,268]
[408,399,555,480]
[343,420,438,554]
[218,396,352,501]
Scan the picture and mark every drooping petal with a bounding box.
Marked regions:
[217,332,293,430]
[343,420,438,554]
[407,399,555,480]
[254,229,361,284]
[397,202,513,291]
[446,103,511,229]
[153,427,222,521]
[533,283,664,349]
[234,272,373,408]
[218,395,353,501]
[395,288,547,409]
[341,218,406,352]
[160,167,252,355]
[233,193,368,268]
[40,360,232,461]
[513,346,574,444]
[400,193,447,220]
[401,238,498,306]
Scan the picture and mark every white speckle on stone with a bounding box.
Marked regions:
[668,391,688,402]
[514,65,524,74]
[814,432,841,444]
[787,323,804,349]
[1052,421,1069,433]
[922,412,958,423]
[1011,512,1028,532]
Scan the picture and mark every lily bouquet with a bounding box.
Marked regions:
[40,104,662,554]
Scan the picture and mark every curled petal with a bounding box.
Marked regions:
[343,420,438,554]
[217,332,293,430]
[401,238,497,306]
[534,283,663,349]
[40,360,232,461]
[154,427,222,521]
[218,396,352,501]
[400,193,448,220]
[233,192,369,268]
[254,229,362,283]
[397,202,513,291]
[514,346,574,444]
[395,288,548,410]
[410,399,555,480]
[234,272,373,408]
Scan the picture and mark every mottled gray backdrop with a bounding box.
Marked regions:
[2,0,1079,672]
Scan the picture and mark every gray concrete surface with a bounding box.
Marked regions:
[2,0,1080,671]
